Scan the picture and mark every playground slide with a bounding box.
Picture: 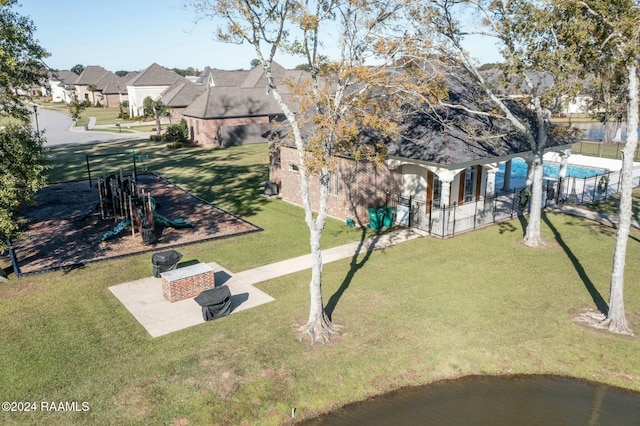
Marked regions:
[153,212,193,229]
[100,219,131,241]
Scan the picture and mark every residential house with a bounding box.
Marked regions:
[269,72,576,232]
[74,65,124,106]
[160,77,206,123]
[181,85,285,147]
[181,62,303,147]
[49,70,77,103]
[126,63,182,117]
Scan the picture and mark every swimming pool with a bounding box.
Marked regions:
[496,157,608,189]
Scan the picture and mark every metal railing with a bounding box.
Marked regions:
[573,140,640,161]
[385,166,640,238]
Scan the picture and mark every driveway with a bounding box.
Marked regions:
[34,107,153,146]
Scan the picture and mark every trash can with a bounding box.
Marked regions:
[382,206,396,227]
[368,207,383,230]
[194,285,232,321]
[151,250,183,278]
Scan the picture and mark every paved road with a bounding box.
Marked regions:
[33,107,153,146]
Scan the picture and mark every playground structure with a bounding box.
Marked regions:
[97,172,193,244]
[86,151,193,245]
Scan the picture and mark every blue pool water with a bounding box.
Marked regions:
[496,158,607,188]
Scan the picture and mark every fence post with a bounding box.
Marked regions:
[581,177,586,204]
[598,142,602,157]
[511,188,516,218]
[617,142,622,160]
[473,200,478,229]
[451,204,456,237]
[592,175,598,201]
[428,200,432,235]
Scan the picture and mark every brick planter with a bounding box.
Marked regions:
[161,263,215,302]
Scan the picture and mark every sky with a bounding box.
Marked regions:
[15,0,503,74]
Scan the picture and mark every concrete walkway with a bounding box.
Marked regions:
[109,204,636,338]
[547,203,640,229]
[109,227,427,338]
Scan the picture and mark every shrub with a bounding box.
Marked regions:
[150,134,162,142]
[164,119,188,142]
[167,141,184,149]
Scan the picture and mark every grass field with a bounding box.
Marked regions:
[1,141,639,425]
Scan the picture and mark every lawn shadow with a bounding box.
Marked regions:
[325,227,383,320]
[516,212,528,238]
[542,213,609,315]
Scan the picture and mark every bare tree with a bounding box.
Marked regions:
[191,0,443,343]
[412,0,582,247]
[554,0,640,335]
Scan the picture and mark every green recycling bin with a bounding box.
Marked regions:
[368,207,383,230]
[382,206,396,227]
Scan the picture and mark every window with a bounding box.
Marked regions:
[289,163,299,172]
[432,175,442,206]
[464,166,476,203]
[329,172,339,196]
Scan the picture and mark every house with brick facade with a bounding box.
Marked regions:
[73,65,126,106]
[268,73,576,231]
[181,62,304,147]
[160,78,206,124]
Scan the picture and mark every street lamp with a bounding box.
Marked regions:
[32,105,39,133]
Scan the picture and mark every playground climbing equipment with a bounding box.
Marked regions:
[96,171,193,245]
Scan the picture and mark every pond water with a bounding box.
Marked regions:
[573,122,640,141]
[302,375,640,426]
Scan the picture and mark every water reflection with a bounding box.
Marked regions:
[302,375,640,426]
[573,122,640,141]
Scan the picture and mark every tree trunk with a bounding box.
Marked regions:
[601,64,638,336]
[155,117,161,136]
[296,167,338,344]
[524,150,544,247]
[523,106,549,248]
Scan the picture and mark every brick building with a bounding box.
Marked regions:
[269,146,402,225]
[268,74,577,228]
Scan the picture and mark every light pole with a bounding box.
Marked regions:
[32,105,39,133]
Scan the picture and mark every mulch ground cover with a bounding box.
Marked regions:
[10,173,261,275]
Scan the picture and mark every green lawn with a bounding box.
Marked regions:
[1,142,640,425]
[582,187,640,220]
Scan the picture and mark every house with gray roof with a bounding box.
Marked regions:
[269,71,577,233]
[179,62,301,147]
[126,63,182,117]
[49,70,77,103]
[182,85,286,147]
[160,77,206,123]
[73,65,124,106]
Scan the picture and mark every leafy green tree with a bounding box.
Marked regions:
[143,96,169,135]
[71,64,84,75]
[87,83,97,105]
[0,0,49,251]
[67,92,87,120]
[115,70,129,77]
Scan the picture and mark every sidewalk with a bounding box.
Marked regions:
[547,203,640,228]
[109,227,427,338]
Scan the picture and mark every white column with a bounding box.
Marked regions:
[440,177,453,207]
[501,160,512,192]
[485,168,498,198]
[558,149,571,199]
